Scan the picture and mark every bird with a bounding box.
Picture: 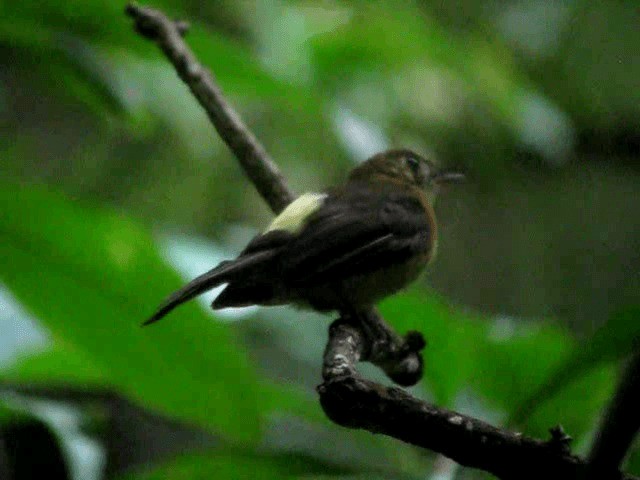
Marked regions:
[143,149,463,326]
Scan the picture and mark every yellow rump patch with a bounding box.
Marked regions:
[265,192,327,234]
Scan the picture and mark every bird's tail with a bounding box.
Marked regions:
[143,262,233,326]
[143,250,275,326]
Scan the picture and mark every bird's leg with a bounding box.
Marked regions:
[336,307,383,361]
[332,305,425,386]
[334,286,378,353]
[333,287,424,386]
[338,306,371,336]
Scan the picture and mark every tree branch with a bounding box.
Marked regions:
[125,4,639,479]
[319,315,637,480]
[322,310,424,388]
[125,2,294,214]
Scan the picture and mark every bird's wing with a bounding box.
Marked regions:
[240,229,294,254]
[280,190,432,284]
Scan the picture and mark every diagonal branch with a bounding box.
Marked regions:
[319,317,638,480]
[125,2,293,214]
[125,4,638,480]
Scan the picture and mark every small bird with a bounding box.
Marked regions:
[144,149,463,326]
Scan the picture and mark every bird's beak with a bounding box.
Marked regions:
[432,169,465,185]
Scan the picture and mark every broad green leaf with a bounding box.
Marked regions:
[0,184,261,442]
[383,290,608,444]
[117,446,427,480]
[0,0,133,50]
[381,292,575,423]
[1,344,107,387]
[474,320,574,411]
[118,449,350,480]
[260,381,326,425]
[379,292,486,407]
[523,363,617,443]
[510,306,640,425]
[583,307,640,363]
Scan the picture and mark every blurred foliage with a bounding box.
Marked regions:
[118,449,351,480]
[0,0,639,479]
[0,185,262,442]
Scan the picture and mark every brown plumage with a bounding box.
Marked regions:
[144,149,463,326]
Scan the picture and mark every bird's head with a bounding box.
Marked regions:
[348,149,464,203]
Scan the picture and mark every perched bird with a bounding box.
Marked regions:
[144,149,463,326]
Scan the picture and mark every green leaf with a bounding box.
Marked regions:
[260,381,327,425]
[0,184,261,442]
[0,0,133,50]
[523,363,617,443]
[474,320,574,411]
[380,292,575,423]
[373,287,614,446]
[379,292,487,407]
[117,448,350,480]
[117,446,428,480]
[583,307,640,363]
[510,306,640,425]
[1,343,107,387]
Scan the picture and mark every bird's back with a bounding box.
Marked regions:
[213,183,436,312]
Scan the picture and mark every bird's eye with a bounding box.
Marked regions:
[406,155,421,176]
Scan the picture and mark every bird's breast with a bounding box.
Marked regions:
[347,255,429,306]
[298,251,431,312]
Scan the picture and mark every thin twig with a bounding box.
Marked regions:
[125,2,294,214]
